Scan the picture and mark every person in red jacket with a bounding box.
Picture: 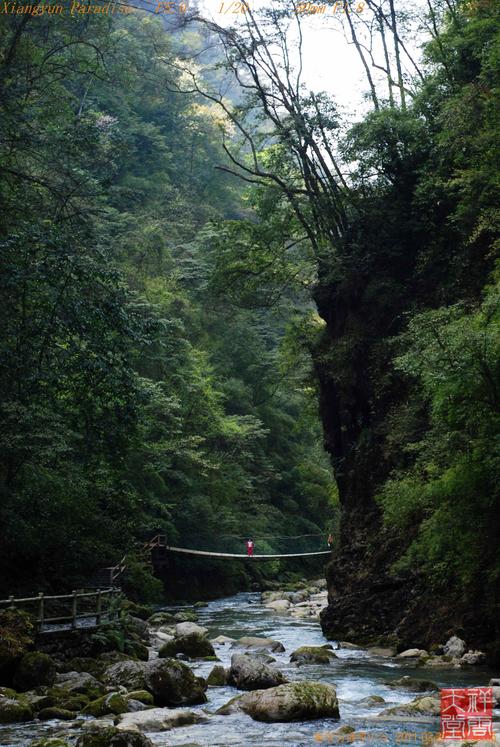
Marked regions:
[246,538,254,557]
[327,533,334,549]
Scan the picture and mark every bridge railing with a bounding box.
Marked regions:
[0,588,122,633]
[170,533,330,556]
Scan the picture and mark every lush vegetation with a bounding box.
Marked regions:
[0,0,498,649]
[0,12,336,597]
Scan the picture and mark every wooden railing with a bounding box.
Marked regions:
[0,588,122,633]
[103,534,167,586]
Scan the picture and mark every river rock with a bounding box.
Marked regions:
[173,610,198,623]
[143,659,207,706]
[117,707,208,732]
[228,654,288,691]
[175,622,208,637]
[56,671,105,697]
[13,652,57,691]
[148,612,177,626]
[0,696,33,723]
[126,617,150,643]
[124,699,148,712]
[379,694,441,717]
[388,675,438,692]
[76,726,154,746]
[265,600,291,612]
[459,650,486,665]
[397,649,429,658]
[340,642,363,650]
[366,647,395,658]
[211,635,235,646]
[159,633,215,659]
[290,645,337,665]
[83,692,129,717]
[103,661,147,691]
[218,681,340,722]
[443,636,466,658]
[233,636,285,653]
[359,695,386,706]
[207,665,227,686]
[290,590,309,604]
[30,739,71,747]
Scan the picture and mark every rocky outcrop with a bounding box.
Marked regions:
[228,654,287,690]
[218,681,340,722]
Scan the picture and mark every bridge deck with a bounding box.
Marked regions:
[166,546,331,559]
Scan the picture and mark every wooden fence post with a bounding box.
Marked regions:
[71,591,78,629]
[96,590,102,626]
[9,595,15,609]
[38,592,44,630]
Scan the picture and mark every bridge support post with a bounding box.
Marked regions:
[71,591,78,630]
[96,590,102,626]
[37,592,44,630]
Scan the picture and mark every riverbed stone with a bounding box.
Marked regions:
[0,696,33,723]
[359,695,386,706]
[290,645,337,665]
[366,646,395,658]
[125,690,154,705]
[116,707,208,732]
[159,632,215,659]
[388,675,438,692]
[228,653,288,691]
[265,600,291,612]
[232,636,285,653]
[143,659,207,706]
[459,650,486,665]
[207,665,227,686]
[13,652,56,691]
[76,726,154,747]
[103,661,146,691]
[175,622,208,637]
[379,694,441,717]
[173,610,198,623]
[211,635,235,646]
[56,671,105,697]
[443,636,466,658]
[397,649,429,658]
[83,692,129,717]
[218,681,340,722]
[148,612,177,626]
[30,740,71,747]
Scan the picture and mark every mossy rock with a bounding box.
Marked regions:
[143,659,207,707]
[37,706,76,720]
[173,611,198,623]
[0,686,17,698]
[65,658,106,678]
[290,646,337,665]
[147,612,177,626]
[58,694,90,711]
[30,739,71,747]
[218,681,340,722]
[159,633,215,659]
[122,602,154,621]
[124,640,149,661]
[125,690,154,705]
[193,601,208,609]
[76,726,154,747]
[0,609,35,683]
[207,665,227,686]
[83,692,129,717]
[0,696,33,723]
[13,652,56,691]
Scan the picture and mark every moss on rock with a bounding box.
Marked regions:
[13,653,56,691]
[83,692,129,717]
[0,696,33,723]
[37,706,76,720]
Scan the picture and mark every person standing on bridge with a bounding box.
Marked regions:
[327,533,334,549]
[246,538,254,557]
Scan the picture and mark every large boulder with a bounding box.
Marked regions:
[143,659,207,706]
[174,622,208,637]
[218,681,340,722]
[13,652,56,691]
[0,696,33,723]
[76,727,153,747]
[290,646,337,665]
[379,695,441,717]
[207,665,227,686]
[232,637,285,653]
[387,675,438,692]
[56,671,105,698]
[158,633,215,659]
[126,617,150,643]
[116,708,208,732]
[228,654,288,691]
[443,636,466,659]
[103,661,146,691]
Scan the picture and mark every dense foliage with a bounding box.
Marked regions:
[0,12,336,597]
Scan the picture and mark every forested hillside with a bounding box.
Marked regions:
[0,12,336,598]
[0,0,498,660]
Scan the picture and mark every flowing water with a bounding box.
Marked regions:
[2,591,499,747]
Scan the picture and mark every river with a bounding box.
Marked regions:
[2,591,498,746]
